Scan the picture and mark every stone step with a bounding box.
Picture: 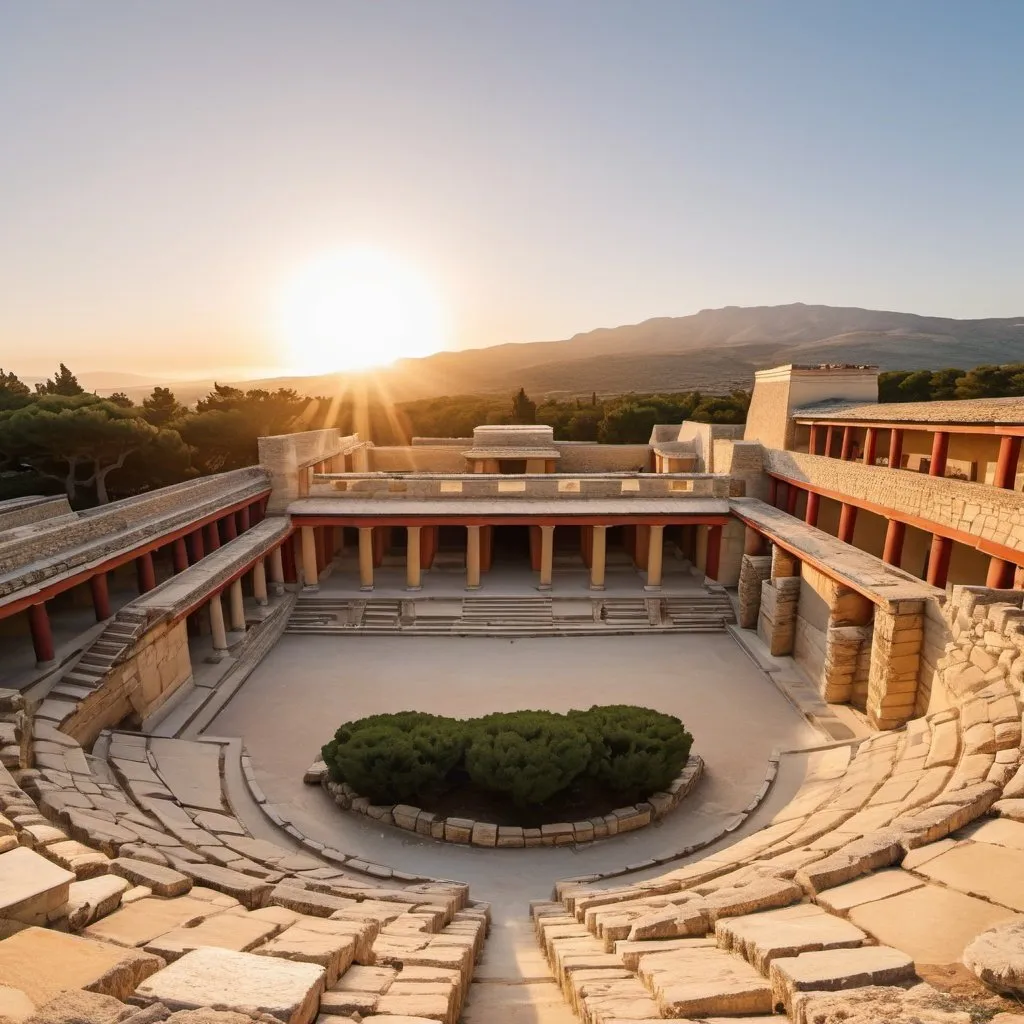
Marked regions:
[636,942,773,1017]
[0,847,76,931]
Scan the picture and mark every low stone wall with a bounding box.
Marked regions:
[306,755,704,848]
[0,495,73,532]
[555,443,652,473]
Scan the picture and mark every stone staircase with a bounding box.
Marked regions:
[459,596,554,632]
[599,598,650,627]
[48,611,148,704]
[663,589,736,630]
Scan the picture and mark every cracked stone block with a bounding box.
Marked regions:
[84,895,230,948]
[0,846,75,933]
[255,924,356,986]
[110,859,192,898]
[133,947,326,1024]
[144,912,281,962]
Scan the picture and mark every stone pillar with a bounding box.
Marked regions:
[838,502,858,543]
[705,524,723,581]
[406,527,422,590]
[268,545,285,595]
[867,601,924,729]
[820,586,873,704]
[645,525,664,590]
[987,556,1016,589]
[538,525,554,590]
[205,521,221,552]
[804,491,820,527]
[590,526,607,590]
[738,554,772,628]
[926,534,952,588]
[223,513,238,542]
[882,519,906,567]
[253,558,268,605]
[28,603,55,667]
[995,435,1022,490]
[358,528,374,590]
[757,576,800,655]
[229,578,246,632]
[136,552,156,594]
[301,526,319,589]
[90,573,112,621]
[466,526,481,590]
[889,428,904,469]
[929,431,949,478]
[189,529,205,564]
[169,538,187,574]
[209,593,228,659]
[863,427,878,465]
[840,426,853,460]
[771,545,800,579]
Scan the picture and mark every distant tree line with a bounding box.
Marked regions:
[878,364,1024,403]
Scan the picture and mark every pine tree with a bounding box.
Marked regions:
[511,387,536,425]
[35,363,85,396]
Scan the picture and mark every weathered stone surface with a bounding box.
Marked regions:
[794,831,904,894]
[144,913,280,962]
[916,841,1024,912]
[965,919,1024,995]
[85,896,228,948]
[791,982,983,1024]
[815,867,925,914]
[24,989,131,1024]
[167,862,271,909]
[42,840,109,879]
[850,883,1019,965]
[255,925,356,986]
[0,927,163,1004]
[110,859,192,898]
[64,875,132,931]
[770,945,914,1012]
[717,903,866,971]
[0,847,75,930]
[133,947,325,1024]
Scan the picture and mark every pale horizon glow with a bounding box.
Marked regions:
[275,248,448,375]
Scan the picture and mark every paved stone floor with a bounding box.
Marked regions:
[209,632,819,1020]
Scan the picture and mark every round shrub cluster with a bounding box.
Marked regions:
[321,705,693,808]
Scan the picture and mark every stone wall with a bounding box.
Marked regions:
[258,429,356,511]
[61,619,192,746]
[675,423,745,472]
[369,446,467,473]
[765,449,1024,559]
[743,376,793,451]
[0,496,73,532]
[554,443,653,473]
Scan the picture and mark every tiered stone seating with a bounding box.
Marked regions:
[532,674,1024,1022]
[0,693,487,1024]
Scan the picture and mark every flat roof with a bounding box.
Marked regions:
[794,396,1024,427]
[463,448,562,459]
[289,497,730,518]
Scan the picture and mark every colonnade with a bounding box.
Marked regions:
[294,520,724,594]
[769,476,1019,591]
[25,496,269,668]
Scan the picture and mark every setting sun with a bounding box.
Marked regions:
[276,248,447,374]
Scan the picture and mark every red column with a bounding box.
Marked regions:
[420,526,438,570]
[635,525,650,571]
[926,534,952,587]
[189,529,205,563]
[768,478,779,507]
[249,500,263,525]
[172,537,189,573]
[136,551,156,594]
[372,526,387,568]
[481,525,494,572]
[840,426,853,461]
[315,526,327,572]
[824,426,835,458]
[786,484,800,516]
[282,535,297,583]
[838,503,858,543]
[580,526,594,569]
[744,527,768,555]
[987,556,1016,589]
[238,505,251,531]
[863,427,878,466]
[705,525,722,581]
[808,424,820,455]
[90,573,111,621]
[929,431,949,478]
[995,436,1022,490]
[28,603,55,665]
[889,428,904,469]
[804,491,820,527]
[882,519,906,567]
[223,513,238,542]
[205,521,221,552]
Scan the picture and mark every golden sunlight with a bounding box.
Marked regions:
[276,247,447,374]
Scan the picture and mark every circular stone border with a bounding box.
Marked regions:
[303,754,704,848]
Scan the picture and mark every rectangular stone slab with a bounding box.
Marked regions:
[813,868,924,914]
[0,847,74,929]
[0,927,163,1004]
[133,946,326,1024]
[144,912,281,961]
[915,841,1024,912]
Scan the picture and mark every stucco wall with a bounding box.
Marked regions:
[369,446,467,473]
[743,378,793,451]
[793,563,830,686]
[61,619,193,746]
[554,443,652,473]
[676,423,745,472]
[258,429,353,511]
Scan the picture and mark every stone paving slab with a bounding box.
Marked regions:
[0,846,75,930]
[814,868,925,914]
[915,841,1024,912]
[849,883,1021,964]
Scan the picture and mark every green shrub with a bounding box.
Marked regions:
[321,711,467,804]
[572,705,692,802]
[464,710,592,807]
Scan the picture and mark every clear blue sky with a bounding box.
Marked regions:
[1,1,1022,378]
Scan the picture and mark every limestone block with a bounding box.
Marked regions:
[64,875,132,931]
[110,859,192,898]
[84,895,229,948]
[814,868,924,914]
[133,947,326,1024]
[255,925,356,986]
[965,919,1024,996]
[0,927,163,1004]
[915,841,1024,912]
[23,989,131,1024]
[0,847,75,931]
[0,984,33,1024]
[167,862,272,909]
[794,831,904,894]
[442,819,472,844]
[144,912,281,962]
[769,945,914,1013]
[469,823,497,848]
[791,981,984,1024]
